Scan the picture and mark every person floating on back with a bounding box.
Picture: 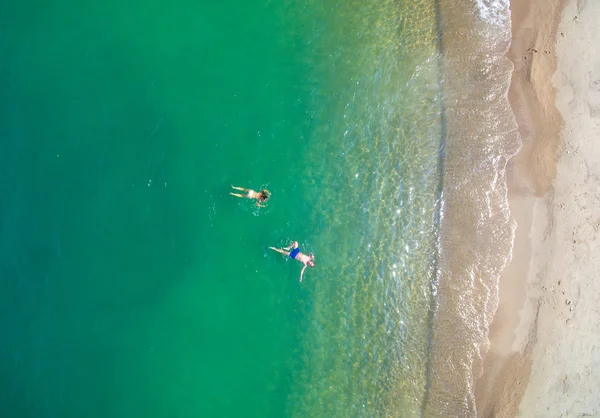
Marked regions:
[230,185,270,207]
[270,241,315,282]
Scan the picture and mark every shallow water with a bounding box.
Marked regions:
[0,0,516,417]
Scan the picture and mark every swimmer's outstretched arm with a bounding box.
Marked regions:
[299,265,307,282]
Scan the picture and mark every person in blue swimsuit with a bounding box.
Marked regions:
[269,241,315,282]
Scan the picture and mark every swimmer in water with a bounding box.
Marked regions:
[230,185,270,207]
[269,241,315,282]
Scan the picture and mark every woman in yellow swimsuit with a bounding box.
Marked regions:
[230,185,270,207]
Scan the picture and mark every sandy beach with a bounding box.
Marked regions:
[475,0,600,416]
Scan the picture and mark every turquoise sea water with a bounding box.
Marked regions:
[1,0,517,417]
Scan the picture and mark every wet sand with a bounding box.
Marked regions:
[475,0,600,416]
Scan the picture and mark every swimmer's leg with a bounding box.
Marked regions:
[231,185,249,191]
[229,192,245,198]
[283,241,298,251]
[269,247,290,256]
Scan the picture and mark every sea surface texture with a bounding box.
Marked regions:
[0,0,516,417]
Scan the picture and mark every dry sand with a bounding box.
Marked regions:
[475,0,600,416]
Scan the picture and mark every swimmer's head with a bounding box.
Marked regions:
[308,253,315,267]
[259,190,270,202]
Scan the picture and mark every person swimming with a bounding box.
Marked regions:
[229,185,270,207]
[269,241,315,282]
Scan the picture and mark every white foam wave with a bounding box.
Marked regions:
[473,0,511,29]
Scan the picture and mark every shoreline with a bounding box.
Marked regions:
[475,0,600,416]
[474,0,566,414]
